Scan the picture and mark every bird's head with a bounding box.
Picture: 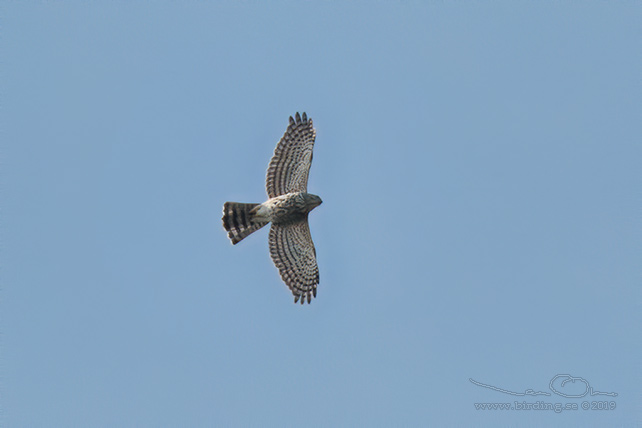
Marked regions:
[304,193,323,211]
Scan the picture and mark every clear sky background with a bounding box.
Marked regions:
[3,2,640,427]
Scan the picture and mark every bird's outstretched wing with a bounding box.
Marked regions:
[266,112,316,198]
[268,219,319,304]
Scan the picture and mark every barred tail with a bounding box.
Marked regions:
[222,202,268,244]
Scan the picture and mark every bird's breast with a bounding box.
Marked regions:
[259,193,308,224]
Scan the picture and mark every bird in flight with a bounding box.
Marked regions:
[222,112,322,304]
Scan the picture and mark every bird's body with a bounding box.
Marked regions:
[252,192,322,224]
[222,112,322,304]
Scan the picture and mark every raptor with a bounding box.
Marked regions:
[222,112,322,304]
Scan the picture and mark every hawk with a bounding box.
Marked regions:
[222,112,322,304]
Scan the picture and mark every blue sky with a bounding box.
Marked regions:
[3,1,640,427]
